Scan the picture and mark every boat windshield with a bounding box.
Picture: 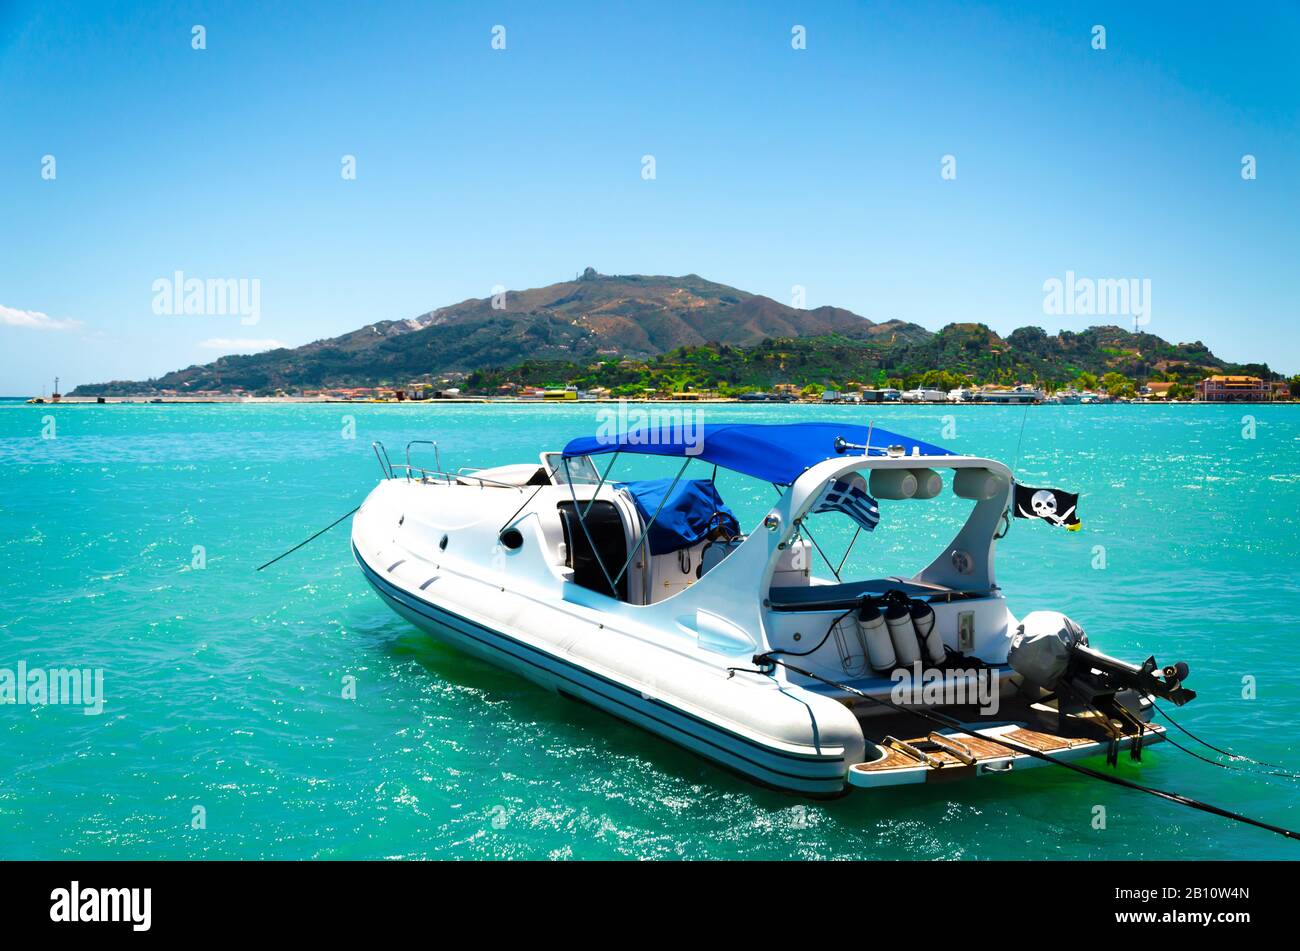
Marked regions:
[545,452,600,484]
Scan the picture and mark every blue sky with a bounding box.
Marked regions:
[1,0,1297,394]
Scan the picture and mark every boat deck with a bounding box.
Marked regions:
[848,699,1163,788]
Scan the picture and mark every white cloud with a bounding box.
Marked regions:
[199,337,286,353]
[0,304,83,331]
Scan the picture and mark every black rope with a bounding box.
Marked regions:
[758,655,1300,841]
[497,461,563,536]
[1156,702,1274,764]
[256,503,361,571]
[766,607,857,658]
[1153,702,1300,779]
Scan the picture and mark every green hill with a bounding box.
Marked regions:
[70,269,1273,396]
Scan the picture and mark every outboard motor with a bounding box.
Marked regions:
[1009,611,1196,708]
[1007,611,1088,689]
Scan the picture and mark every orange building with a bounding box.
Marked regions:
[1195,375,1268,402]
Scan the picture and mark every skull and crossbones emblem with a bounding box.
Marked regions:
[1018,489,1076,527]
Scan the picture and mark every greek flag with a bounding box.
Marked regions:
[812,476,880,532]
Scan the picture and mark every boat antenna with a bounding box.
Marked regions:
[1011,401,1030,473]
[256,503,362,571]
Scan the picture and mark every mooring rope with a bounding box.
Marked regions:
[256,503,362,571]
[1153,702,1300,780]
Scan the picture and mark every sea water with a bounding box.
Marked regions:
[1,400,1297,859]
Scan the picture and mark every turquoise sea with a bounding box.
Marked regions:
[2,400,1298,860]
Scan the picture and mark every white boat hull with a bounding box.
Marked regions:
[352,521,862,795]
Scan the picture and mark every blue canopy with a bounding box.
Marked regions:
[617,478,740,555]
[562,422,953,486]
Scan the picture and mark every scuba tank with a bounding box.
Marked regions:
[910,600,945,665]
[857,603,896,673]
[831,614,869,677]
[884,599,922,667]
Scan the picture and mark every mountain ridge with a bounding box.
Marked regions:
[70,269,1270,395]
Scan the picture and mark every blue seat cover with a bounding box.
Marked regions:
[617,478,740,555]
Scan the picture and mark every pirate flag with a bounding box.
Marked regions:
[1013,484,1081,531]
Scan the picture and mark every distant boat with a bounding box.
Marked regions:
[947,387,976,403]
[901,387,947,403]
[1043,389,1083,405]
[978,384,1043,404]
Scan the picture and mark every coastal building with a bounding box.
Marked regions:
[1195,375,1267,402]
[1142,381,1176,400]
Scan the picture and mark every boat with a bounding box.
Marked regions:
[901,387,947,403]
[1043,388,1083,405]
[946,387,976,403]
[978,384,1043,404]
[352,423,1194,796]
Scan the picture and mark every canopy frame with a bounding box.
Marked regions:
[561,422,953,487]
[562,453,696,602]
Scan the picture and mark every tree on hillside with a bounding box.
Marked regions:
[1099,372,1131,397]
